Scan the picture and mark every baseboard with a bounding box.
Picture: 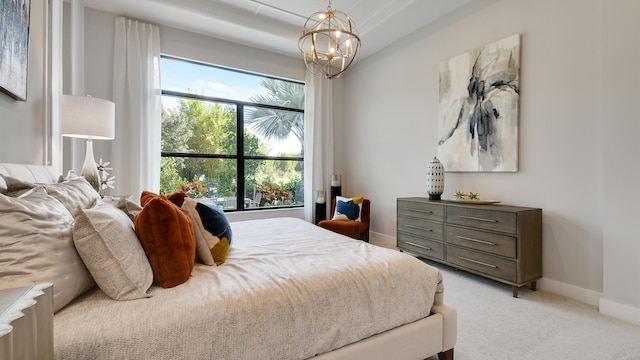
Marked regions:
[537,277,602,307]
[369,231,397,249]
[599,298,640,327]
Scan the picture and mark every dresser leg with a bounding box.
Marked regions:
[512,286,519,298]
[530,281,537,291]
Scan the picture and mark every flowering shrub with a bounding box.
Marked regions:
[260,183,294,206]
[180,181,208,198]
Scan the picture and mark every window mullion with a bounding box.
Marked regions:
[237,104,245,211]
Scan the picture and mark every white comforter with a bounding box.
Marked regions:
[54,217,442,360]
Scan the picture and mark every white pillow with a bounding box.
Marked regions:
[73,200,153,300]
[44,177,101,216]
[0,187,96,312]
[0,174,36,196]
[0,174,100,216]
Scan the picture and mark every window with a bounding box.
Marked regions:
[160,56,305,211]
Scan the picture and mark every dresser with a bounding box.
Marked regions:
[397,197,542,297]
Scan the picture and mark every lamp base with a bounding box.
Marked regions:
[81,139,100,193]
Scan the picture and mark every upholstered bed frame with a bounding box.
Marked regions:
[0,163,456,360]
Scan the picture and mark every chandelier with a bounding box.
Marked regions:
[298,1,361,80]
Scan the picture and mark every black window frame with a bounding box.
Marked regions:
[160,55,305,212]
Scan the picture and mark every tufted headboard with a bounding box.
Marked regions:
[0,163,62,193]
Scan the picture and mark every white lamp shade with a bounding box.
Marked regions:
[61,95,115,140]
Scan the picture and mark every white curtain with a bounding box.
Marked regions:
[112,18,161,198]
[303,72,334,222]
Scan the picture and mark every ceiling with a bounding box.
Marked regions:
[80,0,484,60]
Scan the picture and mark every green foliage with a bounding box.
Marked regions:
[159,157,180,195]
[247,79,305,148]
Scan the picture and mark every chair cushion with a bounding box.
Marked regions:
[318,219,363,239]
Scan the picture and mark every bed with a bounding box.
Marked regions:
[0,163,456,360]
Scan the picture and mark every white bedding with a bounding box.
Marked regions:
[54,217,442,360]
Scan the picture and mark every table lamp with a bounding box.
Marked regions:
[61,95,115,192]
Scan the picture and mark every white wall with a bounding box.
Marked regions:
[336,0,640,323]
[601,0,640,325]
[81,7,306,95]
[0,0,49,164]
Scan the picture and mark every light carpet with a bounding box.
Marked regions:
[419,259,640,360]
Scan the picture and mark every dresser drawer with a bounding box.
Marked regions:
[446,245,517,282]
[398,232,444,261]
[446,206,517,234]
[398,216,444,241]
[397,200,444,222]
[446,226,516,258]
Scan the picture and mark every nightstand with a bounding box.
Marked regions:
[0,283,54,360]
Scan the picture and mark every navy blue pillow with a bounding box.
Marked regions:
[336,200,360,221]
[195,202,232,265]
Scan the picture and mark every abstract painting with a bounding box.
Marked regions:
[0,0,31,101]
[438,34,520,172]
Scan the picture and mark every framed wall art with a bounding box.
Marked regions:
[438,34,520,172]
[0,0,31,101]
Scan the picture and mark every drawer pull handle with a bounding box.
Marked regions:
[408,208,433,214]
[457,236,496,246]
[460,215,498,223]
[406,241,432,251]
[406,225,433,232]
[458,256,498,268]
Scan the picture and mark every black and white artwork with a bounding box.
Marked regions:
[0,0,31,101]
[438,34,520,172]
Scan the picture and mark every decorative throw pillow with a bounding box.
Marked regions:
[167,191,188,208]
[192,201,233,265]
[332,196,364,222]
[139,190,187,208]
[134,192,196,288]
[73,201,153,300]
[0,187,96,312]
[181,198,217,266]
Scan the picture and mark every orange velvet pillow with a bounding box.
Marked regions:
[167,192,188,208]
[134,192,196,288]
[140,190,187,207]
